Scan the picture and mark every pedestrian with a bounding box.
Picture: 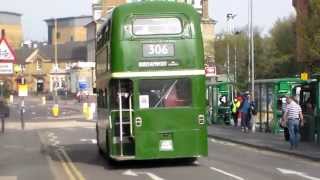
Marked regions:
[231,98,240,127]
[239,91,251,132]
[283,96,304,150]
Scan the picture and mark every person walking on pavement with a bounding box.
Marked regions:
[283,96,304,150]
[239,91,251,132]
[231,98,240,127]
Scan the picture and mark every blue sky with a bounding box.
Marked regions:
[1,0,295,41]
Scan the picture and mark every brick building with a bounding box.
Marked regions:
[293,0,309,62]
[0,11,23,49]
[14,42,88,94]
[45,16,92,45]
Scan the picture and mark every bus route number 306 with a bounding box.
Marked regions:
[143,43,174,57]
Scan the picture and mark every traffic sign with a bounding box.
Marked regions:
[0,37,16,62]
[0,63,13,74]
[301,72,308,81]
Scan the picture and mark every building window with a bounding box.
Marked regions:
[36,61,42,71]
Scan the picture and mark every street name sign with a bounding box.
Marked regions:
[0,63,13,74]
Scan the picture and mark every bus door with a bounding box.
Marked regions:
[110,79,134,157]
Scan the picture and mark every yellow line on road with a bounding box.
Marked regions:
[58,148,86,180]
[55,151,76,180]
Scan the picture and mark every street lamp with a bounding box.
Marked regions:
[226,13,237,100]
[248,0,256,132]
[226,13,236,83]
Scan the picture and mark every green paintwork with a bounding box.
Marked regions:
[95,1,207,161]
[109,1,204,72]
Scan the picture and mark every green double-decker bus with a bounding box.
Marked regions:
[95,1,207,161]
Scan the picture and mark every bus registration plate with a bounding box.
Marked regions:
[160,140,173,151]
[143,43,174,57]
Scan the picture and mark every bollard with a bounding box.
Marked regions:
[1,116,4,134]
[42,96,46,105]
[52,104,59,117]
[83,102,88,116]
[9,95,13,104]
[86,106,93,120]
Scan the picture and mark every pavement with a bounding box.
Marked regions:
[208,125,320,161]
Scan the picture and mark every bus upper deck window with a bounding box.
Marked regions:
[132,18,182,35]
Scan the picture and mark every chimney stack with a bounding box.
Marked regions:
[1,29,5,38]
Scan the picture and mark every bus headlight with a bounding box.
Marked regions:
[136,117,142,127]
[198,114,205,125]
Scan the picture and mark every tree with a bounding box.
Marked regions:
[300,0,320,73]
[267,16,300,77]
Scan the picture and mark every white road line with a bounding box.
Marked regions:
[80,139,97,144]
[277,168,320,180]
[32,112,36,115]
[210,167,245,180]
[123,170,164,180]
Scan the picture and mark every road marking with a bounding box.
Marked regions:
[123,169,165,180]
[0,176,17,180]
[58,149,86,180]
[277,168,320,180]
[55,150,77,180]
[32,112,36,115]
[210,167,245,180]
[80,139,97,144]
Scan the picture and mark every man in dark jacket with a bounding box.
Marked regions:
[0,98,9,133]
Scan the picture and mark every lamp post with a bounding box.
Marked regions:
[248,0,256,132]
[226,13,236,82]
[52,18,60,117]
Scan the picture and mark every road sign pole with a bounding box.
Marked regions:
[1,116,4,134]
[20,97,25,130]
